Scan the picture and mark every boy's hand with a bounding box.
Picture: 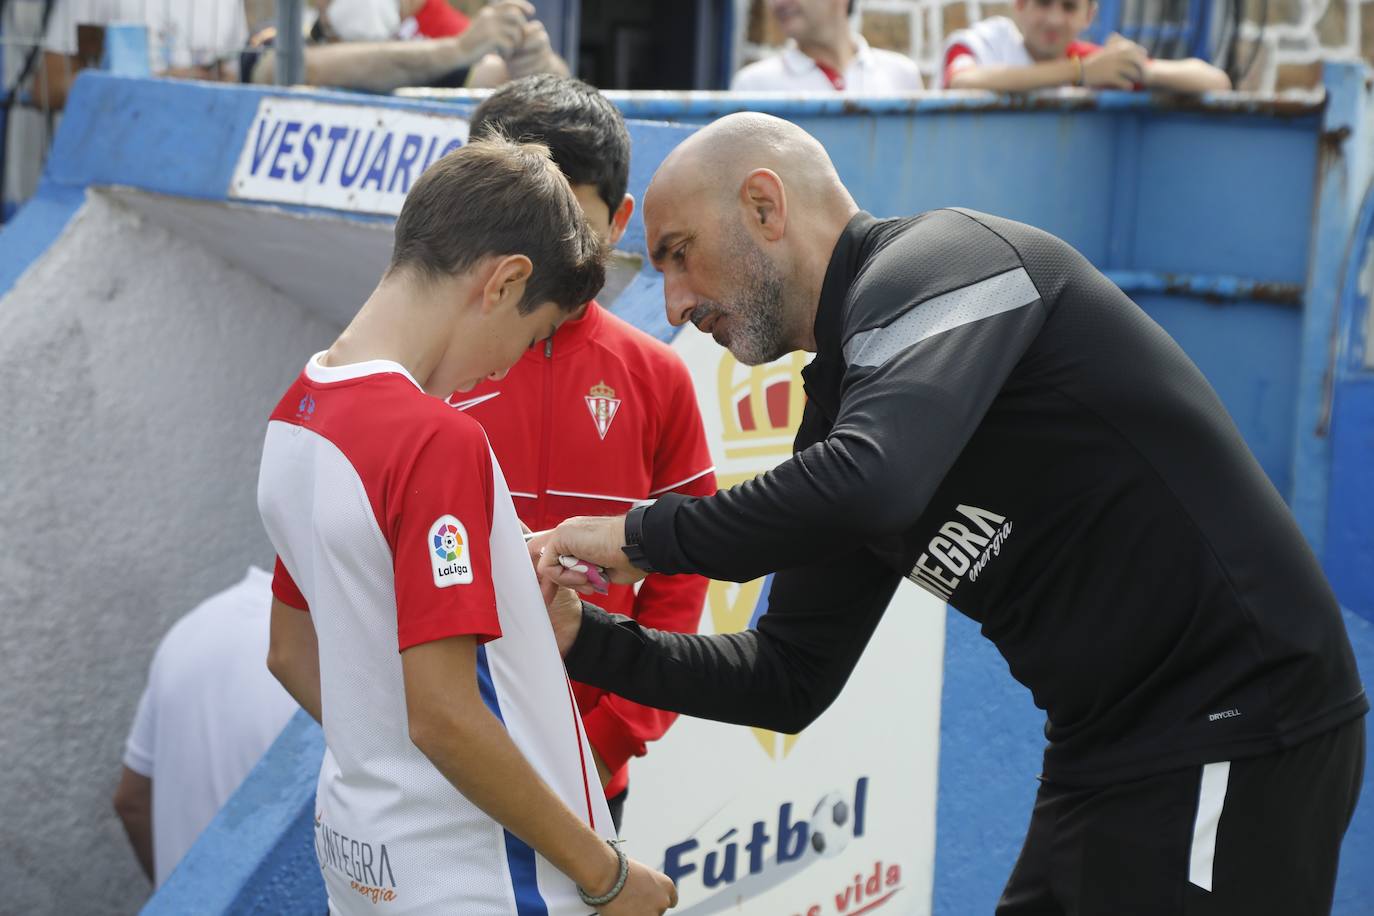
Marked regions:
[525,526,586,656]
[508,21,556,78]
[599,858,678,914]
[546,582,584,657]
[1084,35,1146,88]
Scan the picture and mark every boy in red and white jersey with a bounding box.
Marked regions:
[453,76,717,830]
[257,138,676,915]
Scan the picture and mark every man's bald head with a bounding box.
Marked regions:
[643,114,858,365]
[646,112,849,224]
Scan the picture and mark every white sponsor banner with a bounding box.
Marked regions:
[622,327,946,916]
[229,98,468,215]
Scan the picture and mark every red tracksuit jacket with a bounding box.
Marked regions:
[451,302,716,797]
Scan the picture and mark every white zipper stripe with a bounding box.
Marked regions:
[544,489,642,504]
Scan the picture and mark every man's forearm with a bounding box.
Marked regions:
[568,605,804,729]
[948,59,1079,92]
[253,39,475,92]
[567,568,893,737]
[1146,58,1232,92]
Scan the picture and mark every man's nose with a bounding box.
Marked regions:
[664,274,697,328]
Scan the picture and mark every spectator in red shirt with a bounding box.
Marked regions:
[942,0,1230,92]
[455,76,718,831]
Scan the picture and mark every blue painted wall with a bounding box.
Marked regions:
[1325,178,1374,627]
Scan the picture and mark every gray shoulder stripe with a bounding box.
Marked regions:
[843,267,1040,368]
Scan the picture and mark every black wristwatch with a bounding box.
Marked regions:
[622,505,656,574]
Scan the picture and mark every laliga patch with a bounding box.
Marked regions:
[429,515,473,587]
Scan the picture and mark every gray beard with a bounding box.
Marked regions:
[711,229,790,366]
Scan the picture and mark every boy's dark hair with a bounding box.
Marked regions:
[388,136,605,315]
[468,74,631,218]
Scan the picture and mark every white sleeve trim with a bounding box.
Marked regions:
[648,466,717,497]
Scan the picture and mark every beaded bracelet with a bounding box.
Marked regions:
[578,839,628,908]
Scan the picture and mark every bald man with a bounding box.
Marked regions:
[535,114,1367,914]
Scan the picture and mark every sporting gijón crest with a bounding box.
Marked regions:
[585,380,621,440]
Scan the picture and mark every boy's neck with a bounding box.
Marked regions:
[323,273,468,397]
[798,29,856,74]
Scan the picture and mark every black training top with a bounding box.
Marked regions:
[565,209,1367,786]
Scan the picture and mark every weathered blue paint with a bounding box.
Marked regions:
[0,182,85,297]
[1327,379,1374,622]
[933,608,1043,915]
[101,23,151,76]
[1324,175,1374,623]
[1290,62,1369,557]
[146,711,326,915]
[589,88,1321,119]
[1105,270,1302,303]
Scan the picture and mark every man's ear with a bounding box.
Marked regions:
[740,169,787,242]
[1084,0,1099,27]
[482,254,533,314]
[608,194,635,247]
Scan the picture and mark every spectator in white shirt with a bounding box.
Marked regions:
[941,0,1230,92]
[112,567,300,888]
[731,0,923,93]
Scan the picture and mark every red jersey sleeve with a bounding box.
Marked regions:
[272,555,309,611]
[413,0,469,37]
[391,421,501,652]
[943,43,976,88]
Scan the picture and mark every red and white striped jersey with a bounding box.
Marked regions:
[258,353,611,916]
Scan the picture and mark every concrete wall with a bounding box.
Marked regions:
[0,190,340,913]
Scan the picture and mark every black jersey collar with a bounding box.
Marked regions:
[802,211,879,420]
[813,210,879,358]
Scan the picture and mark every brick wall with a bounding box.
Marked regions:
[737,0,1372,90]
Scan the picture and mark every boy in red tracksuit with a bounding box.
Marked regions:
[450,75,716,830]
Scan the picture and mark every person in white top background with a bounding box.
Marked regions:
[112,567,299,890]
[731,0,923,92]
